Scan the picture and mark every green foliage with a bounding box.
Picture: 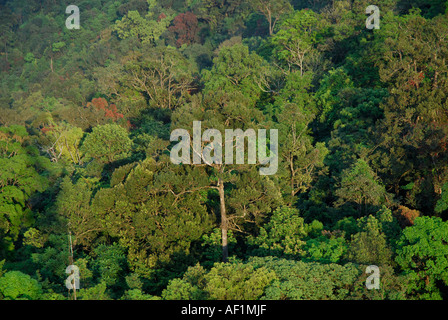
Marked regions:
[0,125,54,253]
[81,123,132,164]
[248,0,292,35]
[202,43,268,107]
[375,206,402,249]
[435,182,448,214]
[348,264,412,300]
[123,46,196,110]
[200,228,238,266]
[0,271,42,300]
[163,261,277,300]
[77,281,110,300]
[316,68,354,126]
[162,278,204,300]
[203,262,277,300]
[0,260,5,278]
[30,235,70,287]
[249,256,360,300]
[270,9,325,75]
[369,11,448,213]
[303,236,348,264]
[249,206,307,256]
[91,243,127,287]
[346,215,394,266]
[1,0,447,301]
[55,176,103,247]
[92,158,213,283]
[113,10,173,44]
[37,122,84,164]
[395,216,448,299]
[335,159,390,214]
[121,288,161,300]
[22,227,45,248]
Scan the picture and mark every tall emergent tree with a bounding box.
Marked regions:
[171,43,283,262]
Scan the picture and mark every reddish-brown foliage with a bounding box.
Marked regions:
[157,13,167,22]
[169,12,199,47]
[41,126,54,134]
[86,97,124,122]
[406,71,425,89]
[395,205,420,227]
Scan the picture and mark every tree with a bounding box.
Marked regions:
[395,205,420,227]
[202,43,269,107]
[320,79,388,174]
[81,97,126,128]
[162,277,204,300]
[169,12,200,47]
[397,0,447,18]
[248,256,360,300]
[315,67,355,128]
[0,5,16,72]
[122,46,196,110]
[0,271,42,300]
[162,261,277,300]
[91,243,127,289]
[0,126,55,254]
[335,159,390,215]
[172,44,282,262]
[346,215,393,266]
[248,206,308,256]
[113,10,172,44]
[275,72,328,204]
[55,176,103,248]
[81,123,132,165]
[76,281,110,300]
[270,9,322,75]
[37,121,84,165]
[303,235,347,264]
[191,0,251,33]
[348,263,412,300]
[370,12,448,212]
[203,262,276,300]
[29,234,71,290]
[92,157,213,284]
[4,0,448,301]
[249,0,293,35]
[200,228,238,267]
[121,289,161,300]
[395,216,448,299]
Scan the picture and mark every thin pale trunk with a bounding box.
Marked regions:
[267,9,273,35]
[218,177,228,262]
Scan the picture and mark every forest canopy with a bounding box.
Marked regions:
[0,0,448,301]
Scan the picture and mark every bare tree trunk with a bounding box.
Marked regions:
[267,10,273,35]
[218,177,228,262]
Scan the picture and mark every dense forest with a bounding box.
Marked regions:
[0,0,448,301]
